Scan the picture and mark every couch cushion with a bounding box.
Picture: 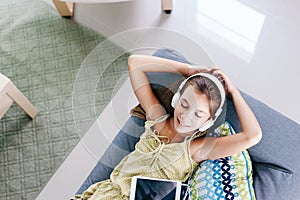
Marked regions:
[226,92,300,199]
[253,163,294,200]
[188,122,256,200]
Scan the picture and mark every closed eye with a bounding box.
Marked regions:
[180,99,189,108]
[195,112,202,118]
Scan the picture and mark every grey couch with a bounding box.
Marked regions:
[77,49,300,199]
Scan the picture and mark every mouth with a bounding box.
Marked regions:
[176,117,190,128]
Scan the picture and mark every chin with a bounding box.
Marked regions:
[175,128,186,134]
[174,125,193,135]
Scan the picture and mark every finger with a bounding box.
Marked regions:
[208,66,220,71]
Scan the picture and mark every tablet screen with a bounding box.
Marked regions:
[130,176,181,200]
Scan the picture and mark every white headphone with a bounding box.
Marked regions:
[171,72,226,132]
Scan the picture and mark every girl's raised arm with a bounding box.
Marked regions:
[191,71,262,163]
[128,55,194,120]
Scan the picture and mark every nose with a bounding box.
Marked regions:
[179,108,193,121]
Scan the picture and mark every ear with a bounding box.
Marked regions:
[198,119,214,132]
[171,93,180,108]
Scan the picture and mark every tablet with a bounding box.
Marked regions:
[129,176,182,200]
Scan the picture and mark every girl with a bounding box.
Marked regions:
[74,54,262,199]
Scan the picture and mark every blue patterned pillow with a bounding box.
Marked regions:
[188,122,256,200]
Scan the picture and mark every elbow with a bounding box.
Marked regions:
[128,55,134,71]
[255,126,263,144]
[128,55,139,71]
[249,127,262,146]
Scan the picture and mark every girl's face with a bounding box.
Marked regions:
[173,84,211,134]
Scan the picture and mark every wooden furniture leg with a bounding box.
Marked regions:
[6,82,39,119]
[162,0,173,14]
[0,92,13,119]
[0,74,39,119]
[52,0,74,17]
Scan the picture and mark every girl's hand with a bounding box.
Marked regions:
[190,67,237,98]
[215,70,238,98]
[189,65,220,77]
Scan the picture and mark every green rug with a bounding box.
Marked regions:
[0,0,129,199]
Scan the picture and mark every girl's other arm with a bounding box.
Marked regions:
[191,71,262,163]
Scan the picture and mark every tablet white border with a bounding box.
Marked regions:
[130,176,182,200]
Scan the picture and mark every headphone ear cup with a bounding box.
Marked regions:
[171,93,180,108]
[198,120,214,132]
